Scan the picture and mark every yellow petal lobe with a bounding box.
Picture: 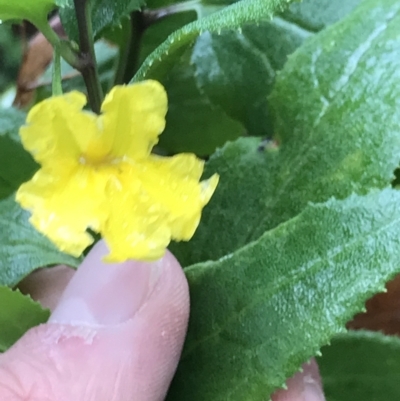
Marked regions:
[101,81,168,160]
[20,92,98,167]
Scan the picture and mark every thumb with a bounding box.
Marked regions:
[0,241,190,401]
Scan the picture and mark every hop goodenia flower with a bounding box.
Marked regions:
[16,81,218,262]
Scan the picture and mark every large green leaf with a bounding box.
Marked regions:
[0,109,38,200]
[167,189,400,401]
[0,196,80,287]
[133,0,295,81]
[59,0,145,42]
[170,0,400,265]
[191,22,309,136]
[318,331,400,401]
[0,286,49,352]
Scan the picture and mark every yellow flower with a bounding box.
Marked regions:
[16,81,218,262]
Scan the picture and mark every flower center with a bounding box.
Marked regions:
[78,153,121,167]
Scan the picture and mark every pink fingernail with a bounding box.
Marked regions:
[49,241,163,326]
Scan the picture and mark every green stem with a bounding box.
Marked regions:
[52,46,63,96]
[73,0,104,113]
[36,18,80,68]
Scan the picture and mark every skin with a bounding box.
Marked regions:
[0,241,325,401]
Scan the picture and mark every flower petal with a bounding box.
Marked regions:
[142,154,219,239]
[102,186,172,262]
[101,81,167,160]
[99,156,218,262]
[16,164,111,257]
[20,92,98,167]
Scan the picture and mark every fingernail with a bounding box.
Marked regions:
[303,374,326,401]
[49,241,163,326]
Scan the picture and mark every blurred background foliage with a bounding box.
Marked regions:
[0,23,22,92]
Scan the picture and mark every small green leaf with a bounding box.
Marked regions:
[167,189,400,401]
[0,0,56,25]
[0,286,49,352]
[132,0,295,81]
[0,108,38,200]
[158,48,243,154]
[0,196,80,287]
[0,24,23,93]
[171,0,400,265]
[59,0,145,42]
[318,331,400,401]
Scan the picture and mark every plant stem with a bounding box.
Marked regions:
[113,20,133,85]
[73,0,104,113]
[52,46,63,96]
[36,18,80,68]
[122,12,145,83]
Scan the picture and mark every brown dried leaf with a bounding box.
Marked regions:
[13,16,65,108]
[349,274,400,335]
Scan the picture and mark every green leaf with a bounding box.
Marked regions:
[0,286,49,352]
[0,0,56,25]
[169,138,269,262]
[0,24,23,93]
[158,47,243,154]
[138,11,197,66]
[318,331,400,401]
[167,189,400,401]
[0,196,80,287]
[282,0,364,31]
[191,21,309,136]
[132,0,295,81]
[138,0,363,146]
[170,0,400,265]
[134,11,242,154]
[0,107,25,142]
[0,108,38,200]
[270,0,400,145]
[59,0,145,42]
